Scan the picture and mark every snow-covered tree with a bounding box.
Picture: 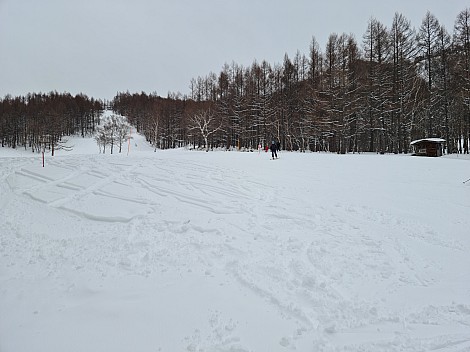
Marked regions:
[112,115,131,153]
[94,114,130,154]
[189,110,223,151]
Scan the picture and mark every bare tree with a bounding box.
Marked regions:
[363,17,391,152]
[453,8,470,153]
[390,12,417,153]
[417,11,442,137]
[189,110,223,151]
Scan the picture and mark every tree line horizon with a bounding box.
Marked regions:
[1,8,469,154]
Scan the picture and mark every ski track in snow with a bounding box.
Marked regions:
[1,147,470,352]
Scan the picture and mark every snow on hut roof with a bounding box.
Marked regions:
[410,138,446,145]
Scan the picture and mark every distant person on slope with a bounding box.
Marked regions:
[270,141,278,159]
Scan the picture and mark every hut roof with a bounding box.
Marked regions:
[410,138,446,145]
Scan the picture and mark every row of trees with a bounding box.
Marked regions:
[1,9,469,154]
[0,92,103,154]
[113,9,470,154]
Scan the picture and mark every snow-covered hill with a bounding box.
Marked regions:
[1,134,470,352]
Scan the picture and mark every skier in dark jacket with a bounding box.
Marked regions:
[270,141,278,159]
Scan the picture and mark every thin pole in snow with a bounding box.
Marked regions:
[463,177,470,184]
[127,127,131,156]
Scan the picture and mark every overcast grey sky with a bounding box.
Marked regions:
[0,0,468,100]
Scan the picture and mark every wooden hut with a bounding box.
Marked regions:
[410,138,446,157]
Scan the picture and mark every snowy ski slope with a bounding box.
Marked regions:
[1,133,470,351]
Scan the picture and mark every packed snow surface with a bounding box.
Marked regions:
[1,133,470,352]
